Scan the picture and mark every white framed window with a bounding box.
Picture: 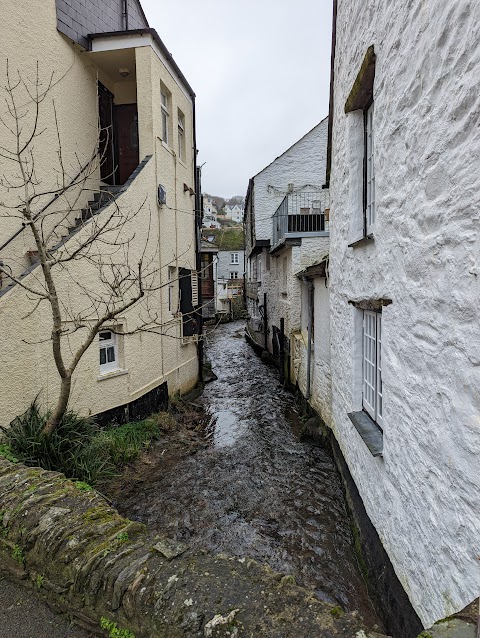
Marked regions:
[230,252,239,264]
[365,102,375,233]
[177,109,185,161]
[230,271,238,279]
[363,310,383,428]
[161,89,169,145]
[99,330,118,374]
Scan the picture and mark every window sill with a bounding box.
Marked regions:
[178,158,187,169]
[97,369,129,382]
[347,411,383,457]
[348,234,374,248]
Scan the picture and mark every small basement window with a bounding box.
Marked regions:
[99,330,118,374]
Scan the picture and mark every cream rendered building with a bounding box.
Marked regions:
[0,0,201,427]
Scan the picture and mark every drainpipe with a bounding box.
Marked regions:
[263,292,268,352]
[123,0,129,30]
[193,99,204,382]
[279,317,285,382]
[324,0,337,188]
[306,280,314,401]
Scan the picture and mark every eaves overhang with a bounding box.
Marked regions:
[250,239,270,256]
[295,256,329,280]
[89,29,196,99]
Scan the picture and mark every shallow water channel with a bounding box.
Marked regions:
[115,321,381,627]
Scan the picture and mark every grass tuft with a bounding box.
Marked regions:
[1,402,168,486]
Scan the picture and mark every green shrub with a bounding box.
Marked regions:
[1,403,167,485]
[0,444,18,463]
[1,402,114,485]
[100,616,135,638]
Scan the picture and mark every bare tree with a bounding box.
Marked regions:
[0,63,199,435]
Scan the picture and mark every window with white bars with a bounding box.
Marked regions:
[191,271,199,306]
[177,109,185,161]
[363,310,383,428]
[161,88,170,145]
[365,102,375,233]
[230,252,239,264]
[99,330,118,374]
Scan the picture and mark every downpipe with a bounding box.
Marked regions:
[306,280,314,401]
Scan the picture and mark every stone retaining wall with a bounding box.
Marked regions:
[1,458,474,638]
[0,458,387,638]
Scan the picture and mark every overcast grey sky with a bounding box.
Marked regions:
[141,0,333,198]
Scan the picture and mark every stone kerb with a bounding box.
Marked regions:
[0,458,394,638]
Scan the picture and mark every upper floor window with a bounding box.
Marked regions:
[177,109,185,161]
[230,252,239,264]
[363,310,383,428]
[160,87,170,145]
[365,103,375,233]
[344,46,376,241]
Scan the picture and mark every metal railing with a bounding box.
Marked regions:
[272,191,327,246]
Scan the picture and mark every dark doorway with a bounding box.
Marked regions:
[114,104,139,185]
[98,83,115,185]
[179,267,196,337]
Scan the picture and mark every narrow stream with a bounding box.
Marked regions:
[116,321,380,627]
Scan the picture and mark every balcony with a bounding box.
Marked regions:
[272,192,329,247]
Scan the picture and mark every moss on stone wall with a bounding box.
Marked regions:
[0,457,395,637]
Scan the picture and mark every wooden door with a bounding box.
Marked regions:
[115,104,139,185]
[98,83,115,185]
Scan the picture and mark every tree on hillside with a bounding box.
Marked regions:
[0,63,195,435]
[225,195,245,207]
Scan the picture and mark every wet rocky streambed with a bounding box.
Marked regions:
[105,321,383,631]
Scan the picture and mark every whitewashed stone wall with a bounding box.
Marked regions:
[329,0,480,627]
[245,118,331,421]
[253,119,329,242]
[248,118,329,335]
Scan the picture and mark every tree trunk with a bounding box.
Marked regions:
[43,376,72,435]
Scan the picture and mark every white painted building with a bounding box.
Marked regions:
[224,203,244,223]
[215,248,245,316]
[202,196,220,228]
[244,119,331,425]
[328,0,480,629]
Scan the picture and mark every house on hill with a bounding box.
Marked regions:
[0,0,201,427]
[223,203,245,224]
